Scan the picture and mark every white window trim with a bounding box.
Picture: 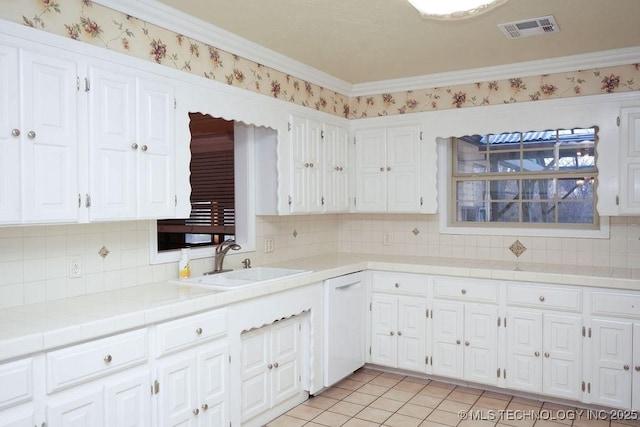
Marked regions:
[150,122,256,264]
[437,137,610,239]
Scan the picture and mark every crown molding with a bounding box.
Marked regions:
[351,46,640,96]
[92,0,353,95]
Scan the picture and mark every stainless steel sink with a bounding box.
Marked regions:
[171,267,310,291]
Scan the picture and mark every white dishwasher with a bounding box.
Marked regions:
[323,271,366,387]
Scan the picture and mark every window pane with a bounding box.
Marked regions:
[522,149,556,172]
[521,179,555,200]
[490,201,520,222]
[489,151,521,173]
[456,180,486,222]
[558,177,594,200]
[456,136,487,174]
[557,147,595,171]
[558,201,593,223]
[522,202,556,223]
[488,179,519,201]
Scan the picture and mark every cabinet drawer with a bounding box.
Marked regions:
[156,308,227,357]
[433,277,499,303]
[371,272,427,296]
[46,328,147,392]
[506,284,582,312]
[591,291,640,319]
[0,358,33,409]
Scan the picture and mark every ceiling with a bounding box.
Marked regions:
[153,0,640,85]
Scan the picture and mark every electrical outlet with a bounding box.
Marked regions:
[383,233,392,246]
[264,237,275,253]
[69,257,82,278]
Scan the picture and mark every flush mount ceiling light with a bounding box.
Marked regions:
[407,0,508,20]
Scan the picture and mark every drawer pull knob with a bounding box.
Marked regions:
[268,364,273,369]
[456,339,461,345]
[395,283,399,288]
[544,352,550,358]
[192,408,199,415]
[141,144,148,152]
[201,404,209,411]
[535,351,540,357]
[635,366,640,372]
[398,331,402,336]
[461,289,466,295]
[464,341,469,346]
[539,296,545,302]
[195,327,203,335]
[274,362,279,368]
[11,129,20,137]
[104,354,112,363]
[27,130,36,139]
[390,331,394,336]
[131,143,138,150]
[380,167,384,172]
[624,365,630,371]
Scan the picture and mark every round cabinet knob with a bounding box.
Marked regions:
[544,352,550,358]
[103,354,113,363]
[379,167,384,172]
[539,296,545,302]
[131,143,138,150]
[11,129,20,137]
[635,366,640,372]
[201,404,209,411]
[390,331,395,336]
[268,364,273,369]
[395,283,400,288]
[305,162,309,167]
[535,351,540,357]
[274,362,279,368]
[192,408,199,416]
[461,289,467,295]
[335,166,340,171]
[195,327,203,335]
[398,331,402,336]
[27,130,36,139]
[338,167,343,171]
[309,163,314,168]
[464,341,470,346]
[141,145,148,152]
[456,339,461,345]
[624,365,630,371]
[387,166,391,171]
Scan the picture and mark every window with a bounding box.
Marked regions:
[157,114,235,251]
[451,127,598,229]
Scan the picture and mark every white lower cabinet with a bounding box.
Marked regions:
[240,316,302,423]
[505,310,583,400]
[156,340,228,427]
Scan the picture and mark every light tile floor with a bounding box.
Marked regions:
[266,368,640,427]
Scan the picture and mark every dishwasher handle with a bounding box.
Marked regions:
[334,281,362,291]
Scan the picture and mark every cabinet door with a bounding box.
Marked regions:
[306,118,323,213]
[270,318,301,406]
[0,45,20,223]
[355,128,386,212]
[386,125,421,213]
[47,390,104,427]
[198,342,228,427]
[432,302,464,379]
[370,294,398,367]
[397,296,426,372]
[506,310,543,394]
[0,411,34,427]
[289,115,307,214]
[21,50,78,223]
[323,123,349,212]
[590,319,632,408]
[157,356,197,427]
[137,78,175,219]
[463,305,499,386]
[619,107,640,214]
[88,65,137,220]
[240,328,270,422]
[104,372,151,427]
[543,314,582,401]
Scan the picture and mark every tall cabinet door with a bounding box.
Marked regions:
[355,128,386,212]
[0,46,20,223]
[464,305,498,386]
[590,319,632,408]
[323,123,349,212]
[386,125,421,213]
[199,343,229,427]
[137,78,175,219]
[370,295,398,367]
[21,50,78,223]
[432,302,464,379]
[542,314,583,401]
[88,65,136,220]
[619,107,640,214]
[289,115,308,214]
[397,297,426,372]
[506,310,543,394]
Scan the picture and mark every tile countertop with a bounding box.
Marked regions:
[0,253,639,362]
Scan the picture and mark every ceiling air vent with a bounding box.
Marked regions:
[498,15,559,39]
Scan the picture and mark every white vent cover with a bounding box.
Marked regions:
[498,15,559,39]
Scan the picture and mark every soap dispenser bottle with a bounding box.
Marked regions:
[178,248,191,279]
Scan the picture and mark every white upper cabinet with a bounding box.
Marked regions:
[289,114,323,214]
[355,124,422,213]
[618,107,640,214]
[0,46,79,225]
[322,123,350,212]
[88,64,176,221]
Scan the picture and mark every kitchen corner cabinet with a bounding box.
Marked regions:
[617,106,640,214]
[354,124,422,213]
[0,45,79,225]
[88,63,176,221]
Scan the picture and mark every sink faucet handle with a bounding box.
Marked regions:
[242,258,252,269]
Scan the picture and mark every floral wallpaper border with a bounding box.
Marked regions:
[1,0,638,119]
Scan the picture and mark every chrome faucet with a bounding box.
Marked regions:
[205,240,241,275]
